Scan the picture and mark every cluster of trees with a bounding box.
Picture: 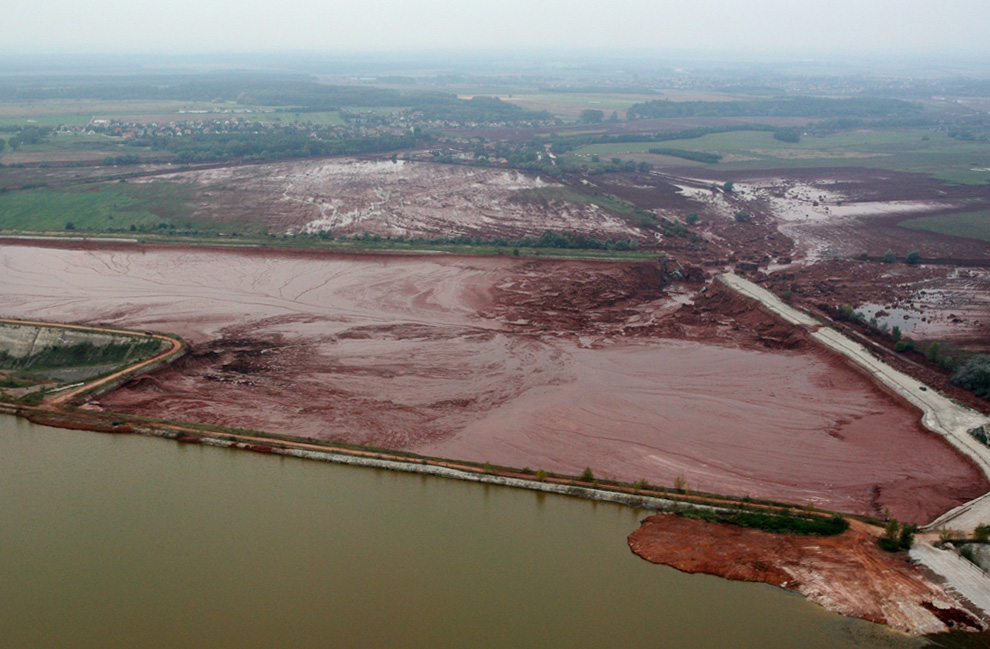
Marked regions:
[836,304,918,353]
[102,154,142,166]
[947,125,990,142]
[4,125,48,151]
[577,109,619,124]
[593,157,653,174]
[882,249,921,264]
[835,302,990,400]
[879,519,917,552]
[626,97,921,120]
[648,148,721,163]
[547,123,801,156]
[409,96,551,124]
[678,505,849,536]
[157,132,431,164]
[953,355,990,398]
[311,229,640,252]
[772,127,802,143]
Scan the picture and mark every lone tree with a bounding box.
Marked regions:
[882,250,897,263]
[906,250,922,265]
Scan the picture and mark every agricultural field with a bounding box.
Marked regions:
[0,182,222,233]
[569,128,990,184]
[900,210,990,242]
[499,88,756,122]
[0,99,251,127]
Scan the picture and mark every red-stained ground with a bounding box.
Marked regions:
[1,240,985,523]
[628,514,986,634]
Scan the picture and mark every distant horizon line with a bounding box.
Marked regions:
[1,47,988,64]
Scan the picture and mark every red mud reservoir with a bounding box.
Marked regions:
[1,242,983,522]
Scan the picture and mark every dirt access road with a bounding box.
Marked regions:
[719,273,990,532]
[0,317,185,406]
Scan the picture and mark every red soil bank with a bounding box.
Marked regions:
[628,514,985,634]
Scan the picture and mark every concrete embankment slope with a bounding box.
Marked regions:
[0,318,184,405]
[910,544,990,615]
[0,321,140,358]
[718,273,990,531]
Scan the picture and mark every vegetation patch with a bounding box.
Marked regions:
[0,182,211,233]
[648,147,722,164]
[626,97,920,120]
[675,505,849,536]
[970,425,990,448]
[953,355,990,398]
[878,519,917,552]
[899,211,990,243]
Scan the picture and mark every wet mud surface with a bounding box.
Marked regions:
[1,241,986,522]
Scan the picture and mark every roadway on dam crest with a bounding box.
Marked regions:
[718,272,990,532]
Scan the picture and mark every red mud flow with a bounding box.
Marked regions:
[1,241,985,523]
[628,514,986,634]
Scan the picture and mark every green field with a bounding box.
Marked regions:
[899,210,990,242]
[0,100,251,127]
[569,128,990,184]
[0,183,244,233]
[2,132,122,155]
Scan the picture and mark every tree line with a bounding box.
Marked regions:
[626,97,921,120]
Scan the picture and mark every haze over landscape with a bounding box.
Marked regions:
[8,0,990,57]
[2,1,990,647]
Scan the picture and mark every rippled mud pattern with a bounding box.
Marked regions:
[1,241,986,522]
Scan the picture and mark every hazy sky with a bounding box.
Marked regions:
[10,0,990,57]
